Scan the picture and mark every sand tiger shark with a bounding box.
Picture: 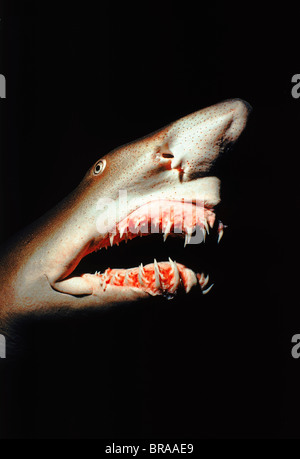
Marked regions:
[0,99,251,335]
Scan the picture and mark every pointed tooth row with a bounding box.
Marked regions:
[99,212,223,251]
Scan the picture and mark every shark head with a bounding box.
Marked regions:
[1,98,251,319]
[43,98,251,302]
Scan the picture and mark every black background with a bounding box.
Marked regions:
[0,1,299,439]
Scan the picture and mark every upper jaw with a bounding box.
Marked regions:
[90,182,221,254]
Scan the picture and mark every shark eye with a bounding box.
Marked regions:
[94,160,106,175]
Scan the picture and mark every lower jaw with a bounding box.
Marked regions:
[89,259,213,298]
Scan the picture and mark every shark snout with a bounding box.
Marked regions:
[165,98,251,178]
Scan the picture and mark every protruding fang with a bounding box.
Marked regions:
[208,214,215,228]
[163,220,172,242]
[218,221,224,243]
[119,226,126,239]
[202,284,214,295]
[109,234,114,246]
[184,228,192,247]
[184,233,189,247]
[218,229,224,243]
[138,263,145,287]
[169,257,180,289]
[202,274,209,288]
[203,228,206,242]
[154,258,162,289]
[204,220,209,234]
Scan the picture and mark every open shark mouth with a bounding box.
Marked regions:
[72,199,224,299]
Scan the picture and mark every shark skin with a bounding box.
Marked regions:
[0,99,251,334]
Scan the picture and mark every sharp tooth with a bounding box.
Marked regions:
[202,274,209,288]
[202,283,214,295]
[138,263,145,287]
[109,234,114,246]
[153,259,162,289]
[184,233,189,247]
[218,229,224,243]
[163,220,172,242]
[119,226,126,239]
[204,219,209,234]
[217,221,224,243]
[184,228,193,247]
[202,227,206,242]
[169,257,180,289]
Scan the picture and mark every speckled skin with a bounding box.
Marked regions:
[0,99,251,333]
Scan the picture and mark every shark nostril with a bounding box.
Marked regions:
[162,153,174,159]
